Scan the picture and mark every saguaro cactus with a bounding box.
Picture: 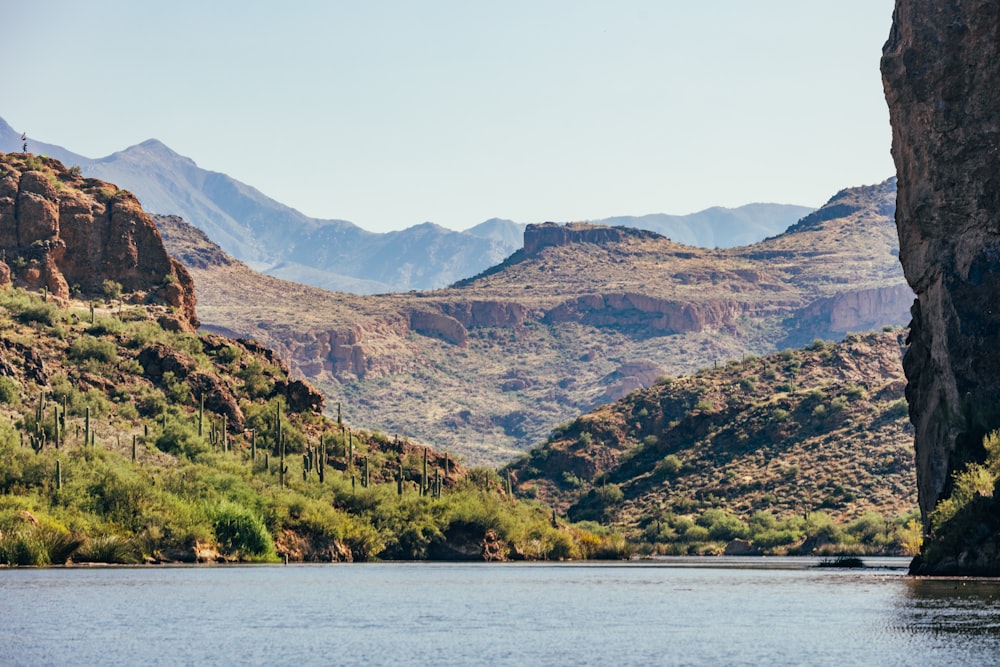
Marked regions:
[52,406,59,450]
[318,441,326,484]
[198,393,205,437]
[422,447,429,497]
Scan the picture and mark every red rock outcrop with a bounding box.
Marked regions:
[544,292,743,334]
[791,285,915,338]
[408,310,468,346]
[0,153,197,330]
[439,300,532,329]
[883,0,1000,574]
[523,222,662,256]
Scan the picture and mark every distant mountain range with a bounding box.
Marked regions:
[1,115,814,293]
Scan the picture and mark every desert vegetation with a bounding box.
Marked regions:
[508,330,920,556]
[0,288,627,564]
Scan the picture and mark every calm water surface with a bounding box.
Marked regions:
[1,558,999,666]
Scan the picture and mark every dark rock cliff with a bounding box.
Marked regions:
[883,0,1000,574]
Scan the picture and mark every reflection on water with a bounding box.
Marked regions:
[0,561,998,666]
[897,578,1000,637]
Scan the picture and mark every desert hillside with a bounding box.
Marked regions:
[160,179,910,463]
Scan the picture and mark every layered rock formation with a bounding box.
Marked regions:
[523,222,661,256]
[883,0,1000,574]
[0,153,197,330]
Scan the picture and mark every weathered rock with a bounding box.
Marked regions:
[0,338,48,385]
[156,541,224,564]
[0,154,198,329]
[724,539,757,556]
[523,222,661,256]
[789,285,915,341]
[883,0,1000,573]
[408,309,468,346]
[273,377,325,414]
[137,343,196,379]
[188,371,245,432]
[275,528,353,562]
[545,292,742,335]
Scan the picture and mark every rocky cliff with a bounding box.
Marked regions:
[0,154,198,331]
[883,0,1000,574]
[522,222,661,256]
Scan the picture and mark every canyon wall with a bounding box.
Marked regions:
[883,0,1000,573]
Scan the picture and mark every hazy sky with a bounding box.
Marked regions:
[4,1,896,232]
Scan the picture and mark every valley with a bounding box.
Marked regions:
[159,178,910,464]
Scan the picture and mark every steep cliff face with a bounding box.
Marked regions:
[883,0,1000,573]
[522,222,662,256]
[0,154,198,330]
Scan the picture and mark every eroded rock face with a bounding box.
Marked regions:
[883,0,1000,572]
[523,222,661,256]
[0,154,198,330]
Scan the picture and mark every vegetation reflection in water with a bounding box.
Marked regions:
[1,562,999,666]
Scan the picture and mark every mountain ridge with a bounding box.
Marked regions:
[1,116,816,293]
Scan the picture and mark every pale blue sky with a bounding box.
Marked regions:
[5,1,896,232]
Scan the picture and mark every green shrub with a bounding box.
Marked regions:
[89,469,153,532]
[137,387,168,418]
[68,336,117,364]
[885,398,908,419]
[75,535,140,564]
[654,454,682,478]
[682,525,711,543]
[155,420,212,461]
[161,371,191,404]
[752,528,801,549]
[0,526,82,565]
[212,502,275,560]
[561,471,582,488]
[0,376,20,405]
[102,280,123,303]
[596,483,624,505]
[86,316,124,336]
[237,359,273,398]
[16,300,59,326]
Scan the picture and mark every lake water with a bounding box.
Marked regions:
[1,558,999,666]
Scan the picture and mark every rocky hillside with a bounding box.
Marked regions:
[0,285,633,563]
[0,157,623,563]
[161,178,912,464]
[0,153,196,331]
[506,330,917,554]
[883,0,1000,575]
